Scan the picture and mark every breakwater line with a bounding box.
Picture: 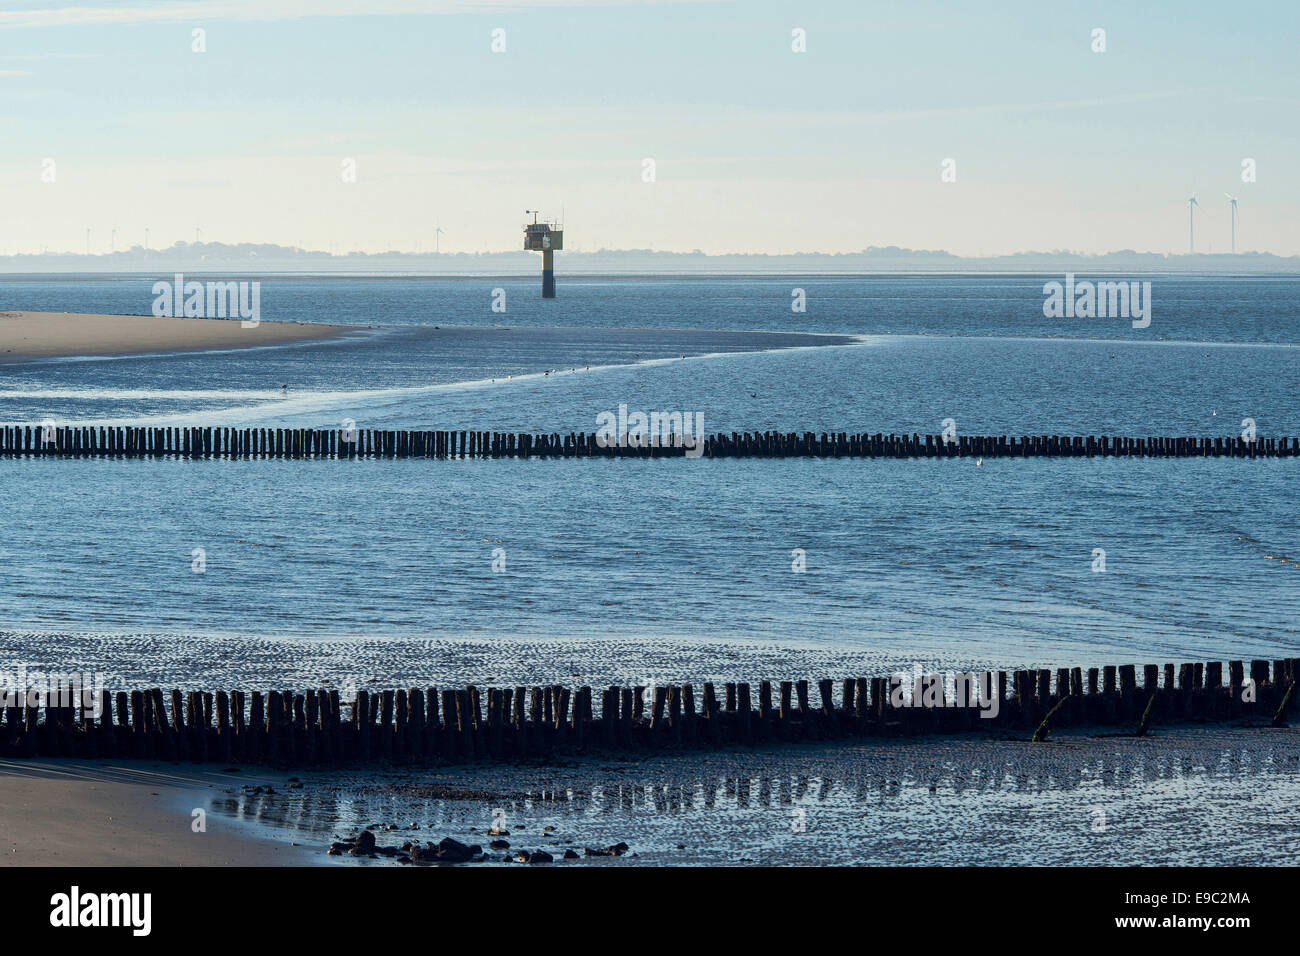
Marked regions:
[5,658,1296,766]
[1,426,1296,459]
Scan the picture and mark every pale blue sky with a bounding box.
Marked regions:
[2,0,1296,256]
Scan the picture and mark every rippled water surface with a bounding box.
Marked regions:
[1,275,1296,684]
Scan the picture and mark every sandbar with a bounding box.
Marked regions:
[0,311,358,363]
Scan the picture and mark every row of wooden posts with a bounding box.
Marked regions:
[4,658,1296,765]
[2,425,1297,460]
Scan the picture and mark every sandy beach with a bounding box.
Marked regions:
[0,311,358,363]
[0,759,311,866]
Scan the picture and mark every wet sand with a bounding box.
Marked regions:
[2,726,1295,866]
[209,725,1300,867]
[0,311,358,363]
[0,759,312,866]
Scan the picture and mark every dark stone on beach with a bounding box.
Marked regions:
[563,849,579,860]
[489,839,510,849]
[354,830,376,853]
[530,850,553,863]
[408,843,435,863]
[584,842,629,857]
[327,842,348,855]
[400,841,413,851]
[434,837,476,863]
[513,850,531,863]
[375,845,401,857]
[408,842,439,863]
[348,846,373,857]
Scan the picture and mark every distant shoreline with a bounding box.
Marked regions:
[0,311,361,364]
[2,241,1298,278]
[2,270,1299,282]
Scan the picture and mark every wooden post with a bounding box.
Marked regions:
[757,680,773,739]
[681,683,697,744]
[736,683,753,743]
[619,687,633,747]
[457,690,475,759]
[441,690,459,761]
[649,686,667,748]
[248,692,264,763]
[1084,668,1099,722]
[1118,665,1136,721]
[487,689,504,758]
[702,683,721,744]
[189,691,208,763]
[130,690,147,758]
[666,685,681,747]
[216,691,233,762]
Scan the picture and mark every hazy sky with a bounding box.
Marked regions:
[1,0,1297,256]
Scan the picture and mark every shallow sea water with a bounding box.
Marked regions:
[207,726,1300,866]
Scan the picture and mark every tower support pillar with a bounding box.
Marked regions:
[542,248,555,298]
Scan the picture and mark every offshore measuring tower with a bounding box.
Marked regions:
[523,210,563,298]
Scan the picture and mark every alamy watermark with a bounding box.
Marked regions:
[0,666,107,715]
[1042,273,1150,329]
[888,664,1001,720]
[152,273,261,327]
[595,404,705,458]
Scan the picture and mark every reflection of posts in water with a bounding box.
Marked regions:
[213,737,1277,842]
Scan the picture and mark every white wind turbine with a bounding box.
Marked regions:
[1225,193,1239,254]
[1187,194,1199,253]
[435,223,445,253]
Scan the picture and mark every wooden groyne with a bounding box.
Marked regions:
[6,658,1297,766]
[3,426,1298,460]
